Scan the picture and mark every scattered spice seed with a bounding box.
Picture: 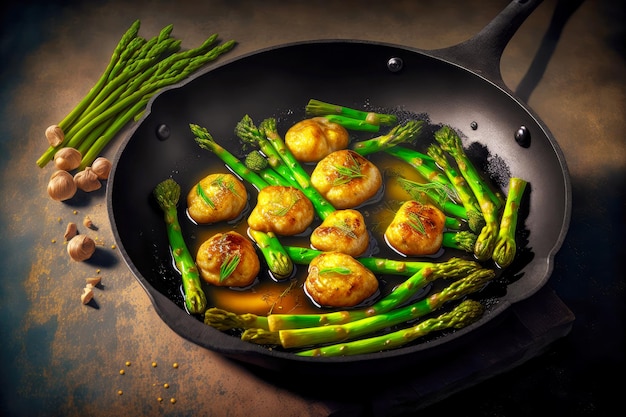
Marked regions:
[163,383,169,389]
[117,390,123,396]
[172,363,178,369]
[157,397,163,403]
[125,361,131,367]
[170,398,176,404]
[119,369,125,375]
[152,362,158,368]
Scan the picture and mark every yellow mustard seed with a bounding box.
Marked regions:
[51,239,57,243]
[170,398,176,404]
[152,362,157,368]
[125,361,131,366]
[119,369,125,375]
[157,397,163,403]
[117,390,123,396]
[172,363,178,369]
[111,244,117,249]
[163,383,169,389]
[73,210,78,215]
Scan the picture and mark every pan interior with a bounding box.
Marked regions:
[108,41,569,368]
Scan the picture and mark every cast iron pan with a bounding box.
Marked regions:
[107,0,571,376]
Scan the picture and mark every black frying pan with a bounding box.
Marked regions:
[107,0,571,376]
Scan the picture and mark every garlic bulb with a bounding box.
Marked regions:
[45,125,65,147]
[47,170,77,201]
[91,157,112,180]
[67,234,96,262]
[74,167,101,192]
[54,147,82,171]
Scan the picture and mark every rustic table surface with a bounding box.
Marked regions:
[1,0,624,416]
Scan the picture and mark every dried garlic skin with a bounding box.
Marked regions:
[67,234,96,261]
[74,167,101,192]
[47,170,77,201]
[54,147,82,171]
[91,157,112,180]
[45,125,64,147]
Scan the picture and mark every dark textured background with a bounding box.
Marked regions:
[1,1,624,416]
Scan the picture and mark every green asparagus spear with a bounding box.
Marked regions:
[191,124,294,279]
[294,299,485,356]
[434,126,503,261]
[59,20,141,132]
[492,177,528,268]
[248,229,294,280]
[284,246,478,276]
[442,230,478,252]
[266,257,483,331]
[153,178,207,314]
[242,269,494,349]
[350,120,423,156]
[191,123,270,191]
[260,117,337,220]
[320,115,382,132]
[396,177,468,221]
[204,307,270,331]
[427,143,486,233]
[236,116,336,219]
[305,99,398,127]
[385,146,451,186]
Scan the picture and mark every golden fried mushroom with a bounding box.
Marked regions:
[310,149,382,209]
[384,201,446,256]
[248,186,315,236]
[310,209,369,257]
[187,173,247,224]
[285,117,350,163]
[305,252,379,308]
[196,231,260,287]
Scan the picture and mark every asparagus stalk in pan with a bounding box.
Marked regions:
[426,144,486,233]
[385,145,452,187]
[434,125,504,261]
[492,177,528,268]
[284,247,479,276]
[236,116,336,220]
[294,299,485,357]
[305,98,398,129]
[396,177,468,221]
[349,120,424,156]
[191,124,294,279]
[203,256,482,332]
[153,178,207,315]
[242,269,494,349]
[266,257,483,331]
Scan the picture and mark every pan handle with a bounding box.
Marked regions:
[425,0,543,90]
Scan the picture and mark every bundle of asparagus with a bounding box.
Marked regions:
[37,20,235,171]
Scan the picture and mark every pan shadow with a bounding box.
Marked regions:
[515,0,585,103]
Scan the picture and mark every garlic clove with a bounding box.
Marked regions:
[45,125,65,147]
[91,157,112,180]
[54,147,82,171]
[86,276,101,286]
[67,234,96,261]
[64,222,77,241]
[48,170,77,201]
[81,286,94,304]
[74,167,101,192]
